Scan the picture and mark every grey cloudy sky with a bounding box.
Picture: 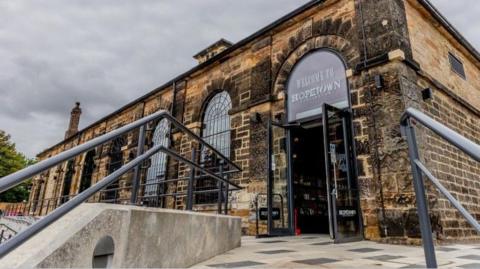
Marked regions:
[0,0,478,158]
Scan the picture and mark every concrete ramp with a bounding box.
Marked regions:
[0,204,241,268]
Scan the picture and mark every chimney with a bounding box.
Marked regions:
[65,102,82,139]
[193,39,233,64]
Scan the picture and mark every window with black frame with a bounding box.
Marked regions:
[143,118,170,205]
[79,150,96,193]
[61,159,75,203]
[196,91,232,204]
[104,136,126,202]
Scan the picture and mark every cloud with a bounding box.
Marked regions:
[0,0,478,158]
[430,0,480,50]
[0,0,310,157]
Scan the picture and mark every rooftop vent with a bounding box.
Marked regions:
[193,39,233,64]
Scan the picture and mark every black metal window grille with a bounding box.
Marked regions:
[79,150,96,193]
[144,118,170,198]
[196,91,232,204]
[104,136,126,201]
[448,52,466,79]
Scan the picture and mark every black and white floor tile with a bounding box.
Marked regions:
[193,235,480,268]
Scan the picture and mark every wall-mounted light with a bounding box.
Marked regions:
[274,112,285,123]
[374,74,384,90]
[250,112,262,123]
[422,88,433,101]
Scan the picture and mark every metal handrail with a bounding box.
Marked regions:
[0,110,240,193]
[0,145,241,257]
[0,223,17,235]
[0,110,242,257]
[414,160,480,231]
[400,107,480,268]
[401,108,480,161]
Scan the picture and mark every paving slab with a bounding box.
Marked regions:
[193,235,480,268]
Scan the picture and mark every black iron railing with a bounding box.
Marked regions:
[0,224,17,244]
[0,110,242,257]
[400,107,480,268]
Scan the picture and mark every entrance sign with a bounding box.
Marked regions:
[259,207,281,220]
[287,50,349,122]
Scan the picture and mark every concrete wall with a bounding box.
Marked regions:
[0,204,241,268]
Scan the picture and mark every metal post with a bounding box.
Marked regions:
[224,180,229,215]
[403,119,437,268]
[255,195,259,236]
[186,150,196,211]
[131,125,146,204]
[26,202,31,216]
[217,162,224,214]
[38,199,44,216]
[267,119,273,233]
[45,200,50,215]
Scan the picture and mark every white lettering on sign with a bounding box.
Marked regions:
[295,68,334,88]
[286,50,349,123]
[339,209,357,217]
[291,80,342,104]
[330,144,336,163]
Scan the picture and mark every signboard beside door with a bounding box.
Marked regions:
[323,103,363,243]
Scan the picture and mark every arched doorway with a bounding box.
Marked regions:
[268,49,362,242]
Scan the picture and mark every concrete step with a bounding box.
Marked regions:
[1,203,241,268]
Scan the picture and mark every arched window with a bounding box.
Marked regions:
[202,91,232,158]
[144,119,170,199]
[61,159,75,203]
[104,136,126,202]
[79,150,96,193]
[196,91,232,204]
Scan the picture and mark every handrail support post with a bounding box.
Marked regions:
[224,178,229,215]
[217,162,224,214]
[403,119,438,268]
[186,150,196,211]
[131,124,146,204]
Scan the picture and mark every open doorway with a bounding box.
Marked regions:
[291,125,330,234]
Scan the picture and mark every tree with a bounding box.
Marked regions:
[0,130,34,202]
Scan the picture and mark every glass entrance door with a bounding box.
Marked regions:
[266,120,292,235]
[323,103,363,242]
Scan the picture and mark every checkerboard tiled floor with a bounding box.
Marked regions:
[192,235,480,268]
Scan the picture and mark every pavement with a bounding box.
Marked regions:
[192,235,480,268]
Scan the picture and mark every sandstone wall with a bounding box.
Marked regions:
[25,0,480,243]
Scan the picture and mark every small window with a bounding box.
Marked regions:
[448,52,466,79]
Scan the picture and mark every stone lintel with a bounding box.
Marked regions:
[186,121,202,131]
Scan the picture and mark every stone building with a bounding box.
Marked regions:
[27,0,480,244]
